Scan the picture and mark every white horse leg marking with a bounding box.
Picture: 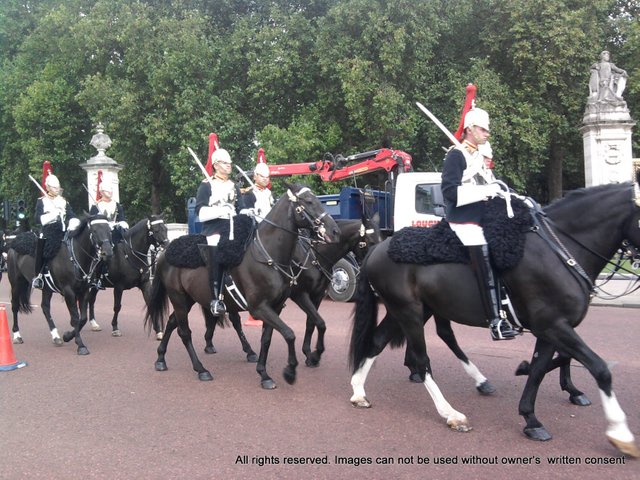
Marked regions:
[350,357,376,408]
[460,360,487,387]
[90,319,102,331]
[423,374,471,432]
[12,331,22,343]
[50,328,61,341]
[600,390,634,443]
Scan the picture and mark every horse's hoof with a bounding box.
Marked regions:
[246,353,258,363]
[449,422,473,433]
[63,332,74,343]
[569,394,592,406]
[350,396,371,408]
[607,435,640,458]
[283,367,296,385]
[91,324,102,332]
[155,361,168,372]
[111,330,122,337]
[77,347,90,356]
[155,332,163,341]
[53,337,63,346]
[515,361,531,376]
[408,372,422,383]
[12,337,24,345]
[305,357,320,368]
[198,371,213,381]
[476,380,496,395]
[524,426,552,441]
[261,379,277,390]
[204,346,217,354]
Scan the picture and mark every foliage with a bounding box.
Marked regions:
[0,0,638,224]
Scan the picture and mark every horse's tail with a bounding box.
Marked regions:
[16,280,33,314]
[7,253,33,314]
[144,256,169,334]
[348,264,378,373]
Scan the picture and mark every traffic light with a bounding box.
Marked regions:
[9,201,16,222]
[16,198,26,221]
[1,199,8,224]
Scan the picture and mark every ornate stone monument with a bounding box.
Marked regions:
[79,123,123,207]
[581,51,635,186]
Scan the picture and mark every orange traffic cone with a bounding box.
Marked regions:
[244,314,262,327]
[0,304,27,371]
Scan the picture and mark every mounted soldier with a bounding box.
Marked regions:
[241,156,274,222]
[89,173,128,289]
[195,148,247,317]
[32,164,81,290]
[441,107,518,341]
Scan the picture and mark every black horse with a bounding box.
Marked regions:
[7,215,114,354]
[201,215,383,367]
[88,215,169,338]
[145,184,340,388]
[348,177,640,457]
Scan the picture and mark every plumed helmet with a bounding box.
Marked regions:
[45,174,60,189]
[463,108,490,131]
[212,148,232,164]
[254,162,270,177]
[478,141,493,159]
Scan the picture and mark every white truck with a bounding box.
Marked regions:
[262,148,445,301]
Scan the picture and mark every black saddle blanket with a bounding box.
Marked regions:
[388,197,533,271]
[9,223,65,260]
[165,214,254,269]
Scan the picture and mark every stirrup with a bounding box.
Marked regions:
[210,299,227,316]
[490,318,518,341]
[32,275,44,290]
[94,280,105,291]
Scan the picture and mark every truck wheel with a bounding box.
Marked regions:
[328,258,358,302]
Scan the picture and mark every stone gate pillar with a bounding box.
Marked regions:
[581,50,635,186]
[79,123,123,208]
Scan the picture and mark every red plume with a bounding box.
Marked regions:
[205,133,220,176]
[96,170,103,201]
[41,161,53,196]
[257,148,266,164]
[257,148,271,189]
[453,84,477,141]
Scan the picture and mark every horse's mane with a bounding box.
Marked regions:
[544,182,632,215]
[126,218,147,238]
[67,213,108,239]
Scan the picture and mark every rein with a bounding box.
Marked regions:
[68,219,111,286]
[247,188,329,286]
[294,223,371,282]
[530,186,640,299]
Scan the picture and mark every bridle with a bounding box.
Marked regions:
[68,217,113,287]
[251,188,331,285]
[118,218,168,278]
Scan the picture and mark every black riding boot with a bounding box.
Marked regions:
[468,245,517,341]
[32,236,45,289]
[207,246,226,316]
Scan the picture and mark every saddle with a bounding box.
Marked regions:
[10,223,65,260]
[388,197,534,272]
[164,214,255,269]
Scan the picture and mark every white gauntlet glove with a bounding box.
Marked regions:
[117,221,129,229]
[40,211,60,225]
[199,204,235,222]
[239,208,256,218]
[484,183,504,198]
[68,217,81,231]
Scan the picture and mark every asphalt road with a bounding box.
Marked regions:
[1,279,639,480]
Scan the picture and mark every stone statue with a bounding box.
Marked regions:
[588,50,627,103]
